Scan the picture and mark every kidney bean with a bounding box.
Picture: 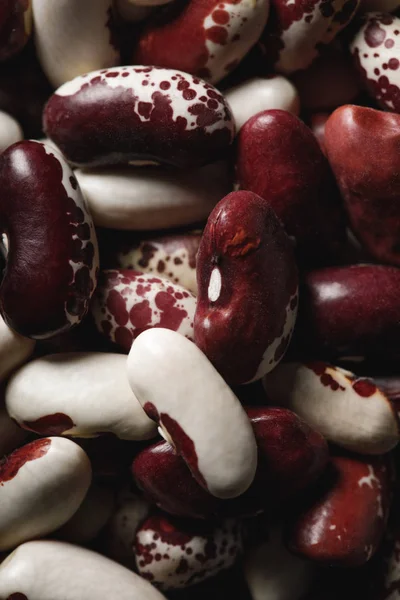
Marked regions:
[286,452,392,566]
[0,437,91,551]
[100,230,201,295]
[224,75,300,130]
[55,483,115,544]
[194,190,298,385]
[244,527,315,600]
[134,513,243,589]
[264,362,399,455]
[259,0,360,74]
[92,269,196,351]
[6,352,157,440]
[351,12,400,112]
[235,110,346,264]
[0,315,35,382]
[32,0,119,88]
[0,0,32,62]
[0,111,22,152]
[127,328,258,499]
[0,539,168,599]
[291,46,361,111]
[132,407,328,520]
[43,66,235,168]
[75,162,231,230]
[0,140,99,338]
[296,264,400,360]
[104,487,150,568]
[132,0,270,84]
[325,105,400,266]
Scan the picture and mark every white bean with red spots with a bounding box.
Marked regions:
[0,540,168,600]
[351,12,400,113]
[263,362,399,454]
[32,0,119,88]
[0,437,91,551]
[75,161,232,230]
[6,352,157,441]
[127,328,258,499]
[225,76,300,130]
[91,270,196,351]
[134,514,242,589]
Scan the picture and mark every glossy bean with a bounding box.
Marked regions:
[0,140,99,339]
[6,352,157,440]
[0,540,167,600]
[127,328,258,499]
[32,0,119,88]
[194,190,298,385]
[0,437,91,550]
[132,0,270,83]
[44,66,235,168]
[91,269,196,351]
[224,75,300,130]
[75,162,231,230]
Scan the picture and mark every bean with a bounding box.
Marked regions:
[0,0,32,62]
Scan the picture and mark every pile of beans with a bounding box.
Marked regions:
[0,1,400,599]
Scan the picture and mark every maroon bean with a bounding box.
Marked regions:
[296,264,400,360]
[43,66,235,168]
[0,140,99,338]
[194,190,298,385]
[0,0,31,62]
[324,104,400,266]
[286,452,393,566]
[235,110,346,264]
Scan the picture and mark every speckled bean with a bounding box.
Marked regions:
[32,0,119,88]
[74,162,231,230]
[0,540,168,600]
[127,328,258,499]
[6,352,157,440]
[44,66,235,168]
[91,270,196,351]
[0,437,91,551]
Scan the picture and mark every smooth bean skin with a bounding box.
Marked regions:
[127,328,258,499]
[0,437,92,551]
[6,352,157,440]
[295,264,400,360]
[0,140,99,339]
[75,162,232,230]
[44,67,235,168]
[132,0,270,84]
[195,190,298,385]
[32,0,119,88]
[0,540,168,600]
[325,105,400,266]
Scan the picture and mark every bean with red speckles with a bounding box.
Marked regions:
[263,362,399,455]
[194,191,298,385]
[100,230,201,296]
[244,527,315,600]
[6,352,157,441]
[32,0,119,88]
[224,75,300,130]
[351,13,400,113]
[92,270,196,351]
[134,513,242,589]
[259,0,360,74]
[43,66,235,168]
[0,437,91,551]
[74,162,231,230]
[132,0,270,84]
[127,328,258,499]
[0,540,168,600]
[0,0,32,62]
[286,451,392,566]
[0,140,99,339]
